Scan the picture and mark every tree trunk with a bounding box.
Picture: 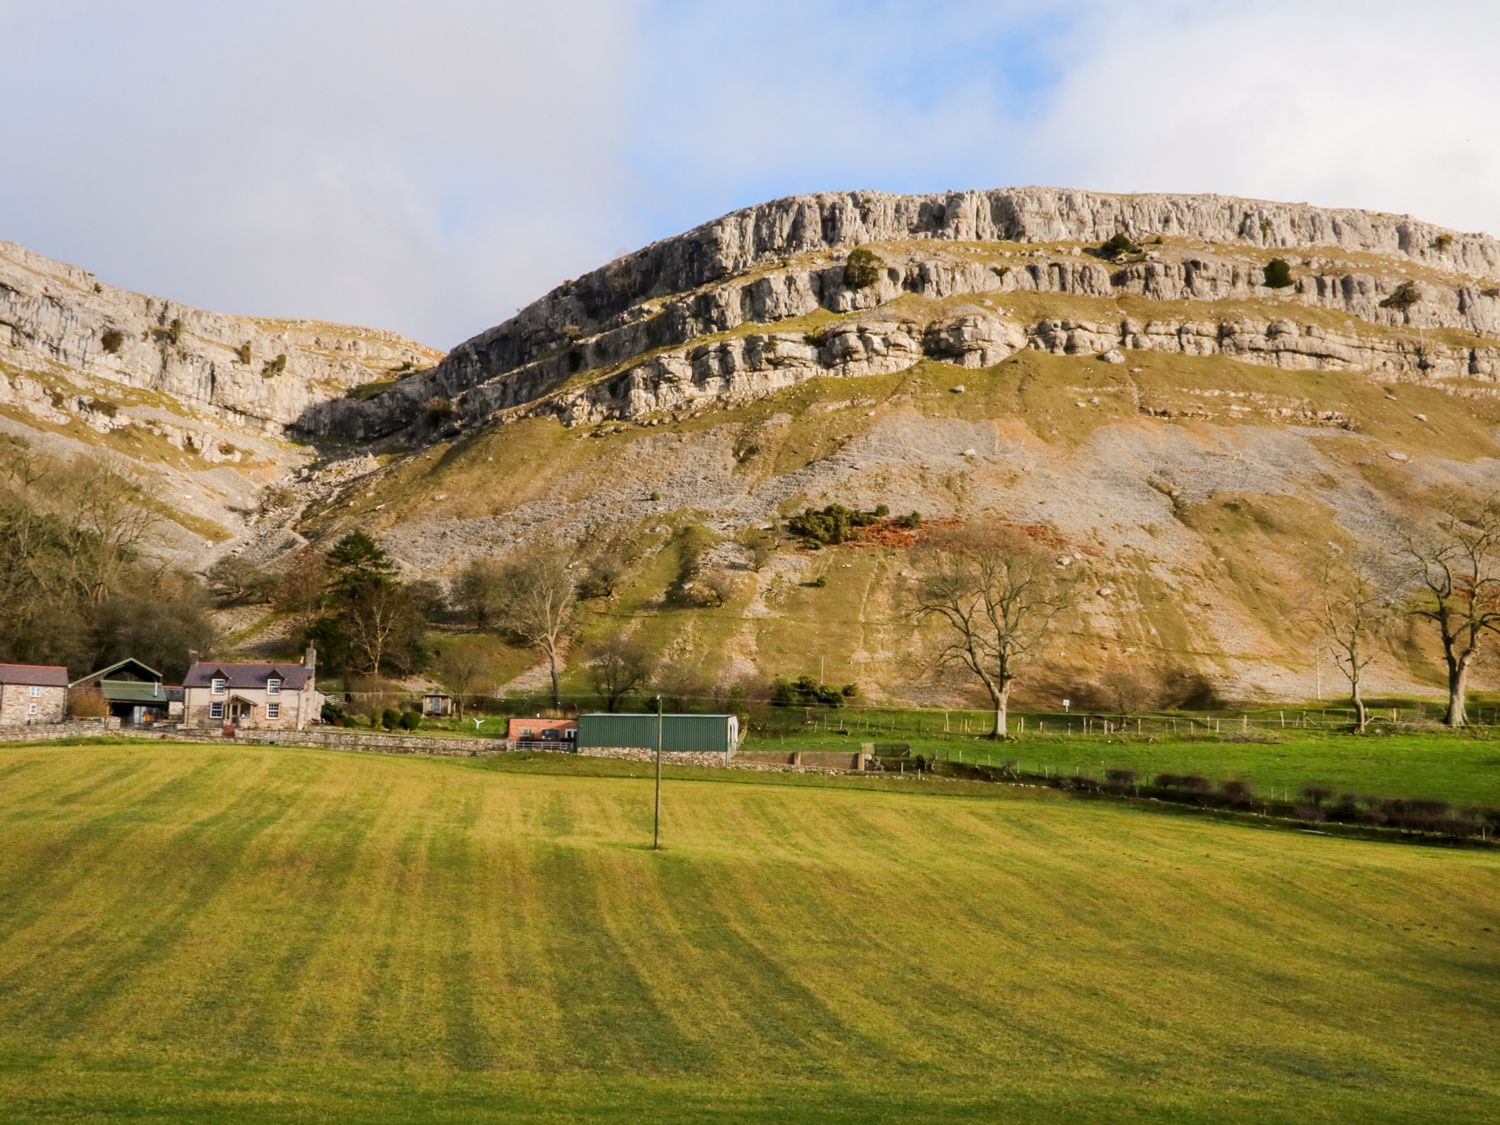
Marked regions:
[990,682,1011,739]
[1352,686,1368,733]
[1445,656,1470,727]
[547,646,561,709]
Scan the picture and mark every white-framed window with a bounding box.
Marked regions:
[28,685,42,698]
[267,677,281,695]
[28,703,38,715]
[210,701,224,720]
[266,702,281,719]
[211,677,226,696]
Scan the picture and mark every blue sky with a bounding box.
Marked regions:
[3,1,1496,346]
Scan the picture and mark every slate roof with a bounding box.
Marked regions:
[0,663,70,688]
[183,662,313,691]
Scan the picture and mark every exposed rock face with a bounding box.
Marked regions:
[308,188,1500,438]
[0,239,440,433]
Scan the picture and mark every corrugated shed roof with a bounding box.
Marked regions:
[183,662,312,690]
[0,664,70,688]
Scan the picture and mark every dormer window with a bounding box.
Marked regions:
[211,676,226,696]
[267,677,282,695]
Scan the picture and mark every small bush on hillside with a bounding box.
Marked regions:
[770,674,847,708]
[1379,281,1421,314]
[893,511,922,529]
[100,328,124,355]
[1483,287,1500,299]
[843,247,884,290]
[1430,233,1453,252]
[788,504,884,545]
[261,353,288,378]
[1097,232,1141,261]
[1263,258,1294,288]
[150,318,183,347]
[236,341,252,364]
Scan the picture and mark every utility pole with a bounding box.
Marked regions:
[653,693,663,851]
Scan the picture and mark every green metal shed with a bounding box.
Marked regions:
[576,713,740,755]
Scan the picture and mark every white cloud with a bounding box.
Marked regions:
[1,0,644,346]
[1026,0,1500,235]
[2,1,1495,349]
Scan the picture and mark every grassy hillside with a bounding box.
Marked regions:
[0,744,1496,1122]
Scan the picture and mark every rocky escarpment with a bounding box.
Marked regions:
[0,239,440,434]
[307,188,1500,439]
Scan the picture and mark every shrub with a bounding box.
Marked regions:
[1097,232,1140,261]
[1259,218,1272,236]
[769,674,846,708]
[151,318,183,347]
[261,353,288,378]
[1154,773,1183,790]
[1104,768,1138,789]
[874,503,890,517]
[843,247,884,290]
[802,333,822,347]
[1220,779,1254,806]
[1301,784,1333,807]
[1430,233,1453,252]
[1263,258,1294,288]
[1379,281,1420,313]
[649,490,662,502]
[100,328,124,355]
[1483,287,1500,299]
[89,397,119,418]
[398,711,422,731]
[1179,774,1211,794]
[991,265,1009,280]
[236,341,252,364]
[381,707,402,730]
[66,685,109,719]
[894,511,922,529]
[321,699,344,725]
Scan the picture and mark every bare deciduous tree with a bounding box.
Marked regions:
[451,558,507,627]
[435,644,496,718]
[1321,552,1394,732]
[585,636,655,711]
[1406,495,1500,727]
[494,552,576,708]
[912,524,1074,738]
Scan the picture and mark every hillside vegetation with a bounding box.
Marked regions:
[0,744,1496,1122]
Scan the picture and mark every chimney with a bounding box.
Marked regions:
[304,644,317,672]
[188,649,200,668]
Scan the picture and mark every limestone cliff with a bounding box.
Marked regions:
[306,188,1500,438]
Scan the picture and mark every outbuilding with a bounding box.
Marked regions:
[576,713,740,756]
[70,658,171,727]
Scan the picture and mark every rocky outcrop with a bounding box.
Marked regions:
[0,239,440,434]
[307,189,1500,439]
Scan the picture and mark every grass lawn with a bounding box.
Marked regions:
[1,743,1496,1122]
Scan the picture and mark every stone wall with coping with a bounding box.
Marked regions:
[0,717,121,742]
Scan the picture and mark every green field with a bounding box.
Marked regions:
[1,744,1498,1122]
[745,713,1500,807]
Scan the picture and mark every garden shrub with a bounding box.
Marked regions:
[100,328,124,355]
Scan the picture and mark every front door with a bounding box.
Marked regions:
[228,698,253,726]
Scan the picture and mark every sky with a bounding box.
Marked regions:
[3,0,1497,348]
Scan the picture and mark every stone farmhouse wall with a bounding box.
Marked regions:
[0,683,67,727]
[182,686,319,731]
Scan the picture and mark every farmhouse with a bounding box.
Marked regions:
[182,647,323,731]
[69,658,177,727]
[0,663,68,726]
[576,713,740,756]
[507,716,577,744]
